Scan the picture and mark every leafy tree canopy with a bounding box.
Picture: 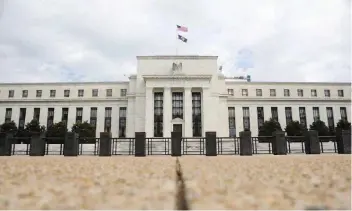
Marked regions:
[285,120,307,136]
[309,120,330,136]
[336,119,351,131]
[258,118,282,136]
[0,121,18,133]
[71,121,96,143]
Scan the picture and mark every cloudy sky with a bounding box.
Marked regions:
[0,0,350,83]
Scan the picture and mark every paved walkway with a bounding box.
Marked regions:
[0,155,350,210]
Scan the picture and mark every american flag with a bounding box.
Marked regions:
[177,25,188,32]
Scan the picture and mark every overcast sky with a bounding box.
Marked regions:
[0,0,350,83]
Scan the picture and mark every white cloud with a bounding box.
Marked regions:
[0,0,350,82]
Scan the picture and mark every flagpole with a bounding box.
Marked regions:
[176,26,178,56]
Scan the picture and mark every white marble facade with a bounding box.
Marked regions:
[0,55,351,138]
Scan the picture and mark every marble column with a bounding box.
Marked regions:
[145,87,154,137]
[163,87,172,137]
[184,87,193,137]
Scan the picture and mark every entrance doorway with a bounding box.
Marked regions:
[173,124,182,135]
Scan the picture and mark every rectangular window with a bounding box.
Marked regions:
[104,107,112,133]
[242,107,250,131]
[256,89,262,96]
[299,107,307,128]
[120,89,127,97]
[33,108,40,121]
[271,107,278,121]
[326,107,334,130]
[8,90,14,98]
[119,107,127,138]
[270,89,276,97]
[338,90,344,97]
[228,107,236,137]
[284,89,290,97]
[313,107,320,122]
[340,107,347,121]
[324,89,330,97]
[76,107,83,124]
[47,108,54,128]
[154,92,163,137]
[5,108,12,123]
[18,108,26,129]
[106,89,113,97]
[297,89,304,97]
[311,89,317,97]
[90,107,97,128]
[172,92,183,119]
[36,90,42,98]
[78,89,84,97]
[242,89,248,96]
[192,92,202,137]
[22,90,28,98]
[285,107,292,125]
[228,89,234,96]
[64,90,70,97]
[62,108,69,126]
[257,107,264,130]
[50,90,56,97]
[92,89,98,97]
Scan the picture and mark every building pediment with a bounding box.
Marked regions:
[171,117,184,123]
[142,74,212,81]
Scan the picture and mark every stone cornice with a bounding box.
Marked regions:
[227,97,351,102]
[0,81,129,86]
[142,75,213,80]
[137,55,218,60]
[0,98,128,104]
[225,81,351,86]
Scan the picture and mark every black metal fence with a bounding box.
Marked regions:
[5,135,339,156]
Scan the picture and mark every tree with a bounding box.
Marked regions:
[46,121,68,144]
[285,121,307,136]
[24,119,46,133]
[309,120,330,136]
[258,118,282,142]
[71,121,96,143]
[0,121,18,133]
[15,119,47,144]
[336,119,351,131]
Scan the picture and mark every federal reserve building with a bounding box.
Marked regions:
[0,55,350,138]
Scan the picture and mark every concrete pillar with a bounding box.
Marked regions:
[235,106,243,137]
[145,87,154,137]
[249,106,258,136]
[99,132,112,156]
[67,106,76,130]
[54,107,61,125]
[205,131,217,156]
[29,132,46,156]
[278,106,286,131]
[272,131,287,155]
[64,132,79,156]
[0,107,4,123]
[126,98,135,137]
[171,131,182,156]
[26,107,34,123]
[184,87,193,137]
[240,131,252,156]
[111,106,119,138]
[337,130,351,154]
[202,88,216,136]
[12,106,19,128]
[135,132,146,157]
[0,132,13,156]
[306,106,314,128]
[163,87,172,137]
[96,107,105,138]
[304,130,320,154]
